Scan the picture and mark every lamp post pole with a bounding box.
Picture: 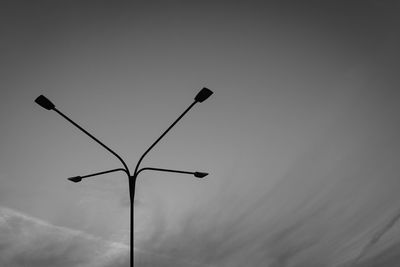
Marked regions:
[34,88,213,267]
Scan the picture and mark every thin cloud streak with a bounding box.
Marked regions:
[137,95,400,266]
[0,206,128,267]
[0,206,214,267]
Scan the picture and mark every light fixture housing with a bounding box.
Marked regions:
[35,95,55,110]
[194,88,213,103]
[194,172,208,178]
[68,176,82,183]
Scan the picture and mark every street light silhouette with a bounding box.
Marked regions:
[34,88,213,267]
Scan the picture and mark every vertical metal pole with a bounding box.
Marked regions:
[130,175,136,267]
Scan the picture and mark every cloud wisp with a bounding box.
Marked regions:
[136,111,400,267]
[0,206,217,267]
[0,206,129,267]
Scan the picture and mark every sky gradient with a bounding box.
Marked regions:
[1,0,400,266]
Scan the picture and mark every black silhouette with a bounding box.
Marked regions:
[34,88,213,267]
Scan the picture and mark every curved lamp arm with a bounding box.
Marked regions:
[67,168,128,182]
[53,107,131,177]
[133,87,213,177]
[133,101,197,176]
[34,95,131,177]
[136,167,208,178]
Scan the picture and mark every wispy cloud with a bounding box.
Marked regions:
[136,118,400,267]
[0,206,215,267]
[0,206,128,267]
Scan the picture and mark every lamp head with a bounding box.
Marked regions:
[194,88,213,103]
[35,95,55,110]
[194,172,208,178]
[68,176,82,183]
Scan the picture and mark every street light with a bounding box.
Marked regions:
[34,88,213,267]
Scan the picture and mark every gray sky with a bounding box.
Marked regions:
[1,0,400,266]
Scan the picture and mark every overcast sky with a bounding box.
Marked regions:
[1,1,400,266]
